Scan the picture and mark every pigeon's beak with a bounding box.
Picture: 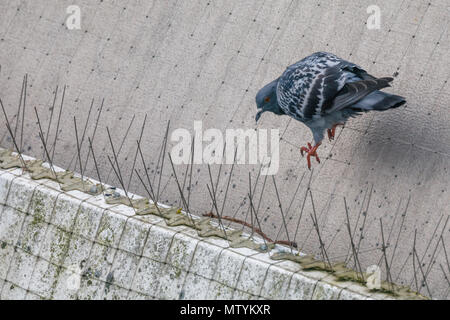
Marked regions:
[255,110,263,123]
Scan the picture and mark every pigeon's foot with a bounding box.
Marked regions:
[327,123,345,141]
[300,142,321,169]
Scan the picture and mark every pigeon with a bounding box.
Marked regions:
[255,52,406,169]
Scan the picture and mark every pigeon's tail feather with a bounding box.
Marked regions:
[350,90,406,112]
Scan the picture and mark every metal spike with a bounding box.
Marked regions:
[379,218,393,290]
[168,152,196,228]
[294,170,313,248]
[309,190,332,269]
[0,98,28,170]
[105,114,135,184]
[88,137,104,196]
[20,74,27,152]
[206,183,227,240]
[34,107,60,187]
[50,84,66,164]
[68,98,95,171]
[344,197,364,281]
[73,117,85,189]
[106,127,135,211]
[82,98,104,171]
[272,175,292,253]
[155,120,170,203]
[388,195,410,269]
[248,191,268,249]
[44,85,58,159]
[127,114,148,190]
[13,74,26,146]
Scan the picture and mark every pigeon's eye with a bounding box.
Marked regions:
[264,97,270,102]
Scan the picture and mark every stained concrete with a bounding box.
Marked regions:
[0,0,449,298]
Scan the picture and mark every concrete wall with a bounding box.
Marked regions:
[0,0,449,298]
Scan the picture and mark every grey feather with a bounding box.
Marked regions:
[325,77,394,114]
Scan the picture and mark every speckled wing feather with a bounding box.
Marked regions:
[276,52,377,121]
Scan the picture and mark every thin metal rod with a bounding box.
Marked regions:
[248,173,255,238]
[155,120,170,203]
[388,196,410,268]
[413,244,433,298]
[208,143,226,213]
[127,114,148,190]
[44,85,58,159]
[136,140,164,217]
[441,235,450,276]
[347,186,369,262]
[439,264,450,291]
[424,216,448,279]
[187,136,195,210]
[220,149,236,218]
[206,183,228,239]
[73,117,85,189]
[344,197,364,280]
[408,213,444,288]
[248,191,267,248]
[272,175,292,253]
[412,230,419,292]
[34,107,60,187]
[69,97,95,170]
[137,140,156,200]
[13,75,25,142]
[309,190,332,269]
[105,114,135,183]
[50,84,66,164]
[0,98,27,170]
[106,127,135,211]
[353,184,374,263]
[106,155,134,210]
[168,153,196,227]
[88,137,104,196]
[379,218,393,290]
[294,170,313,246]
[20,73,27,152]
[82,98,104,171]
[275,171,305,243]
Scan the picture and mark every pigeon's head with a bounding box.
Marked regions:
[255,78,283,122]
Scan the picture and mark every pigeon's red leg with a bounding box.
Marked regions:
[300,142,322,169]
[327,129,334,141]
[327,123,345,141]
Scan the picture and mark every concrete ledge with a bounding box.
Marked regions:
[0,153,403,300]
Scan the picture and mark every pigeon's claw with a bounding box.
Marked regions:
[300,142,321,169]
[300,143,312,156]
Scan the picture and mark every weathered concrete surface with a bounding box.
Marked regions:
[0,161,399,300]
[0,0,449,298]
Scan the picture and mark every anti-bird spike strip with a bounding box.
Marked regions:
[2,67,449,299]
[0,79,432,297]
[0,145,429,299]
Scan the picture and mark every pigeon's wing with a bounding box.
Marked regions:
[338,61,377,81]
[324,77,393,114]
[277,52,380,120]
